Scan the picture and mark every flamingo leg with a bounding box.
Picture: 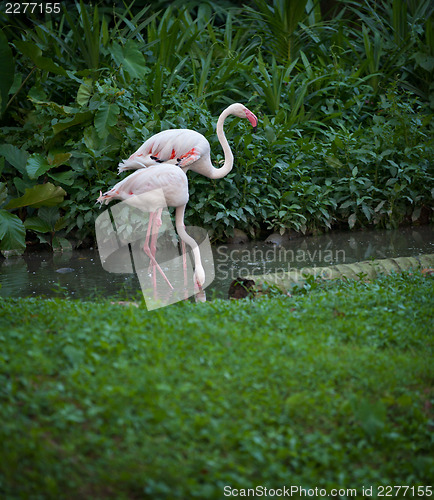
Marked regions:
[143,211,173,291]
[181,239,188,299]
[144,211,157,293]
[149,212,158,291]
[149,208,163,269]
[147,211,155,277]
[147,208,164,291]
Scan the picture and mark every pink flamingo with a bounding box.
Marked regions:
[97,164,205,293]
[118,103,258,178]
[109,103,258,293]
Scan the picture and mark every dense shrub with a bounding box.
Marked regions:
[0,0,432,251]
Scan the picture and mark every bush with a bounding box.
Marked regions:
[0,0,432,251]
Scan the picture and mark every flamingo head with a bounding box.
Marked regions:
[227,103,258,132]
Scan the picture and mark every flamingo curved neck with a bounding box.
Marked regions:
[208,108,234,179]
[175,206,205,286]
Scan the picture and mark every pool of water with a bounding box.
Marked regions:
[0,226,433,301]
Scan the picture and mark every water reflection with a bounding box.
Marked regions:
[0,226,433,300]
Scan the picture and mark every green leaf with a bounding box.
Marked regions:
[340,200,354,210]
[414,52,434,72]
[38,206,61,227]
[24,216,52,233]
[0,182,7,207]
[14,40,67,76]
[26,154,52,179]
[9,72,22,95]
[111,40,148,80]
[14,40,41,61]
[101,15,109,47]
[0,209,26,250]
[48,170,75,186]
[348,213,357,229]
[94,102,120,138]
[77,78,93,106]
[54,216,68,231]
[0,144,28,174]
[5,183,66,209]
[53,236,72,252]
[0,30,15,115]
[264,125,276,143]
[53,111,92,135]
[49,153,71,167]
[325,156,343,169]
[362,204,372,221]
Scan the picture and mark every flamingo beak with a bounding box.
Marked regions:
[245,108,258,132]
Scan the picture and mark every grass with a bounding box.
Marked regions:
[0,271,433,499]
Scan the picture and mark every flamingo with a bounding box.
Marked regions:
[117,103,258,178]
[97,164,205,294]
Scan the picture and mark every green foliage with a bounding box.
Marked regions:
[244,0,309,63]
[0,208,25,250]
[0,29,15,116]
[0,271,432,497]
[0,0,432,249]
[5,183,66,209]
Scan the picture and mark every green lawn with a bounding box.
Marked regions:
[0,272,433,499]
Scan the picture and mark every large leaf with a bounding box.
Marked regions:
[14,40,67,76]
[0,30,15,115]
[0,144,28,175]
[26,154,52,179]
[0,209,26,250]
[94,102,120,138]
[111,40,148,79]
[52,111,93,135]
[24,216,52,233]
[25,207,63,234]
[5,183,66,209]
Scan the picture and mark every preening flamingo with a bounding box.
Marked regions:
[97,164,205,292]
[118,103,258,179]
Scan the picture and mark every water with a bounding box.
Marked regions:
[0,226,433,301]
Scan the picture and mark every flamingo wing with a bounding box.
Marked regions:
[118,129,210,173]
[176,147,202,167]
